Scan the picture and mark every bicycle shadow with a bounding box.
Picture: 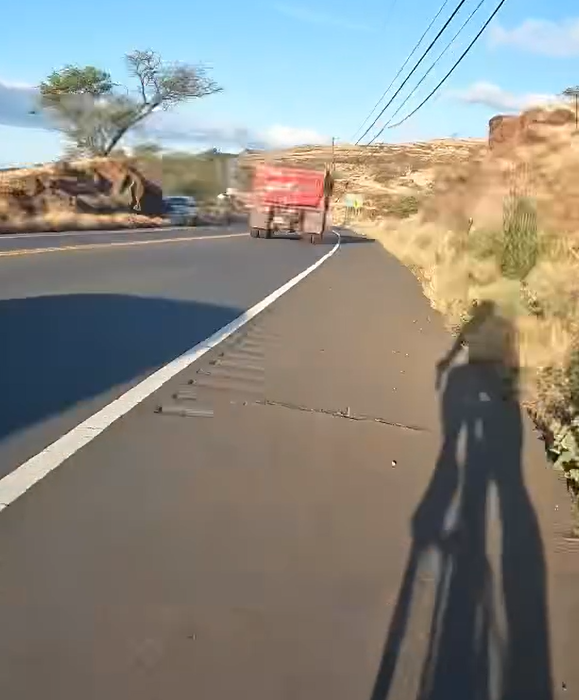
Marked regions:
[371,300,552,700]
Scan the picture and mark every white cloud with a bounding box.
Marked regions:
[141,112,328,149]
[0,79,37,90]
[0,79,328,157]
[142,112,252,147]
[260,125,329,148]
[452,81,557,112]
[274,3,373,32]
[0,79,52,129]
[490,18,579,57]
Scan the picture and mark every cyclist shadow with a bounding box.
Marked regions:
[371,300,552,700]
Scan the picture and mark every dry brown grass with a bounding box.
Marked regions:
[0,211,167,234]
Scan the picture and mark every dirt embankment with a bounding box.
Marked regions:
[0,158,166,233]
[488,107,576,151]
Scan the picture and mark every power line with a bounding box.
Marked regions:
[380,0,488,132]
[356,0,472,145]
[376,0,508,137]
[351,0,451,142]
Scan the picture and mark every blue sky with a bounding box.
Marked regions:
[0,0,578,166]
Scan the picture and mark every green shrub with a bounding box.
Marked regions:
[390,195,420,219]
[500,195,539,280]
[467,228,503,261]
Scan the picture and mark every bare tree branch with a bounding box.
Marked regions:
[39,49,222,156]
[126,50,222,109]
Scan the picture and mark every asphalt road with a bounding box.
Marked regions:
[0,229,577,699]
[0,225,334,477]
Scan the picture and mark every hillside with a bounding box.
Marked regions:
[239,139,485,220]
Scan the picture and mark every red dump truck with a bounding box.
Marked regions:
[249,163,334,244]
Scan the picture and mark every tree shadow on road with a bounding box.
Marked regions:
[0,293,241,474]
[370,300,552,700]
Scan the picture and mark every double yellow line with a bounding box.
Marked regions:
[0,232,248,258]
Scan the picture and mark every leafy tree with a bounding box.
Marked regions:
[563,85,579,131]
[39,50,222,157]
[40,65,114,103]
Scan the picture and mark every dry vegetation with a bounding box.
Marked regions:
[250,107,579,492]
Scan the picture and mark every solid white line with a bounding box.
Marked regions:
[0,233,341,512]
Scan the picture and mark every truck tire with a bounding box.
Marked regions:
[250,228,259,238]
[263,228,272,239]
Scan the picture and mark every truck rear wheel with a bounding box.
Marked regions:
[250,228,259,238]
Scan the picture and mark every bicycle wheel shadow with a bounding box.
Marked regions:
[370,300,552,700]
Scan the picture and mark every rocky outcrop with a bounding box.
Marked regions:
[488,115,520,149]
[489,107,575,150]
[0,158,164,224]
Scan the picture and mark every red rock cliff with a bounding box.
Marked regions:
[488,108,575,150]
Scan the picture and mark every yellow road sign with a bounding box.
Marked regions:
[344,194,364,209]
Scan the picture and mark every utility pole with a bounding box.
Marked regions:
[563,86,579,131]
[331,137,336,172]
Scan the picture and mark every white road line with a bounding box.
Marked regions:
[0,233,341,512]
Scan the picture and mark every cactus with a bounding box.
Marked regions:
[500,194,538,280]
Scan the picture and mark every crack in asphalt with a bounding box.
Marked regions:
[252,398,427,433]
